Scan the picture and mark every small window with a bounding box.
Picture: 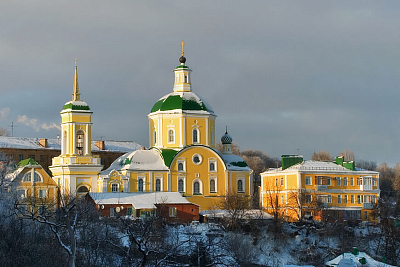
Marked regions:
[344,177,348,186]
[281,195,284,204]
[110,208,116,217]
[168,129,175,143]
[328,195,332,203]
[184,75,188,83]
[209,162,215,171]
[38,189,47,198]
[306,195,312,203]
[111,184,119,192]
[155,179,161,192]
[19,154,23,161]
[351,195,355,204]
[338,195,342,204]
[127,207,133,216]
[193,128,199,143]
[305,176,311,185]
[138,179,144,192]
[344,195,348,203]
[350,177,354,186]
[169,207,177,217]
[192,154,202,165]
[76,130,85,156]
[210,130,214,145]
[280,177,284,186]
[275,178,278,187]
[177,161,185,172]
[336,177,341,186]
[327,177,331,186]
[209,179,216,193]
[178,179,184,192]
[357,195,362,204]
[237,179,244,193]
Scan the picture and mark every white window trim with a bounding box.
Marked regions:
[138,176,146,192]
[237,176,245,193]
[155,176,163,192]
[192,154,202,165]
[33,171,43,183]
[336,177,341,186]
[38,189,48,198]
[193,179,203,195]
[209,177,217,193]
[208,159,217,172]
[111,183,119,192]
[192,127,200,144]
[305,176,311,185]
[177,176,186,193]
[177,160,186,172]
[167,129,175,144]
[169,207,177,217]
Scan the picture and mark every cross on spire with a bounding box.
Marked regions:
[72,59,80,101]
[181,41,185,56]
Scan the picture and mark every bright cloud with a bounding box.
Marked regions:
[17,115,60,131]
[0,108,9,120]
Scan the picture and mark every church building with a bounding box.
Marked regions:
[51,48,253,211]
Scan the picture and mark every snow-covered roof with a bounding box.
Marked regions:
[263,160,378,175]
[0,136,142,153]
[325,251,395,267]
[220,153,251,171]
[150,91,215,116]
[100,149,169,175]
[89,192,196,209]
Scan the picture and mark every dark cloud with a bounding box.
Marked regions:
[1,1,400,165]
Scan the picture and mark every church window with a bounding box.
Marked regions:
[111,184,119,192]
[237,179,244,193]
[138,178,144,192]
[63,131,67,154]
[153,130,157,146]
[184,75,188,83]
[209,162,215,171]
[23,172,31,182]
[209,159,217,172]
[177,160,185,172]
[77,186,89,194]
[33,171,42,182]
[193,128,199,143]
[193,180,201,195]
[76,130,85,155]
[168,129,175,143]
[192,154,202,165]
[178,179,184,192]
[210,129,214,145]
[155,178,161,192]
[209,178,216,193]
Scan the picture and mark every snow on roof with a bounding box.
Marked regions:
[263,160,378,175]
[0,136,142,153]
[325,251,395,267]
[100,149,168,175]
[220,153,251,171]
[89,192,195,210]
[200,209,273,220]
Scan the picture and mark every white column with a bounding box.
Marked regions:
[168,172,171,191]
[85,124,89,155]
[179,117,183,147]
[182,116,186,147]
[206,118,209,146]
[159,117,163,147]
[149,172,153,192]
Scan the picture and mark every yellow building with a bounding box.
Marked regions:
[260,155,380,222]
[49,60,103,198]
[6,158,58,214]
[99,51,252,210]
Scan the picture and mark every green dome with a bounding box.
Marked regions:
[150,92,214,114]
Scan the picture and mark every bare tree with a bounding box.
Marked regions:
[216,190,251,231]
[339,149,355,161]
[311,150,332,161]
[287,189,322,222]
[0,127,10,137]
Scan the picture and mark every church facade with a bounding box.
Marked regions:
[50,51,253,211]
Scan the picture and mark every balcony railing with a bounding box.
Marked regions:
[315,185,328,191]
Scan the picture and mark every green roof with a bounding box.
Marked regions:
[151,93,212,113]
[18,158,39,167]
[160,149,179,167]
[62,102,90,111]
[230,161,249,168]
[176,65,189,69]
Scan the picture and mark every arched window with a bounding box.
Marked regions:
[193,180,201,195]
[178,162,184,171]
[168,129,175,143]
[76,130,85,155]
[209,162,215,171]
[237,180,244,192]
[77,186,89,194]
[33,171,42,182]
[23,172,31,182]
[210,179,216,193]
[155,179,161,192]
[178,179,184,192]
[138,179,144,192]
[153,130,157,146]
[193,128,199,143]
[63,131,67,154]
[210,130,214,145]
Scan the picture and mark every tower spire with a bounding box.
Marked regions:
[72,59,80,101]
[181,40,185,57]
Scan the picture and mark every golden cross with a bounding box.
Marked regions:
[181,41,184,56]
[75,58,77,67]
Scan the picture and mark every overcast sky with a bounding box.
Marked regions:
[1,1,400,166]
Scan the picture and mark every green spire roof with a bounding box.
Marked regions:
[62,101,91,111]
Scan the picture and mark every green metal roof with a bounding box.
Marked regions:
[160,149,179,167]
[176,65,189,69]
[18,158,39,167]
[150,93,213,113]
[62,102,90,111]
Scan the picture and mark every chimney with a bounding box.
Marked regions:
[95,141,105,150]
[39,138,48,148]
